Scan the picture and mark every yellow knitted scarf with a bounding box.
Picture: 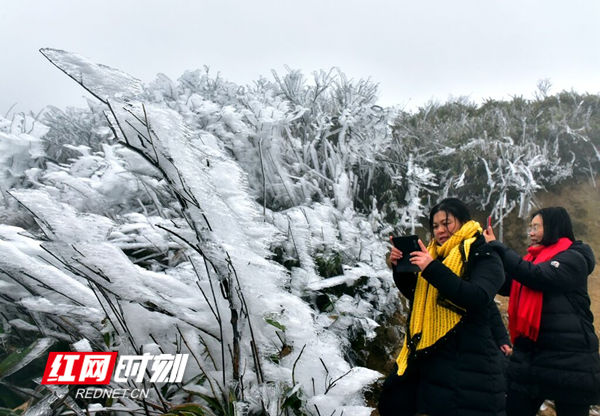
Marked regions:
[396,220,482,375]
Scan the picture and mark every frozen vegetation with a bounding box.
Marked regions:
[0,49,598,415]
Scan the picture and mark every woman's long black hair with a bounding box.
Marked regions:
[428,198,471,234]
[532,206,575,245]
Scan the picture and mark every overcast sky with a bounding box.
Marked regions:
[2,0,599,114]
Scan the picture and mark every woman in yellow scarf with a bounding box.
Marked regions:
[379,198,508,416]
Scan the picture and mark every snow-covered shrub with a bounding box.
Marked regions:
[2,47,599,416]
[0,49,397,416]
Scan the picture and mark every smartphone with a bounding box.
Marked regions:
[391,235,421,273]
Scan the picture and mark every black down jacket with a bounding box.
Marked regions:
[489,240,600,404]
[380,235,507,416]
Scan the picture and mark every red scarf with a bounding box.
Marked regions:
[508,237,573,343]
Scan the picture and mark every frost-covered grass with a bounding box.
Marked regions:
[0,48,598,415]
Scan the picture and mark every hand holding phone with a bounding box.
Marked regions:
[483,216,497,242]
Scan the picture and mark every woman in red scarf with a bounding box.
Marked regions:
[484,207,600,416]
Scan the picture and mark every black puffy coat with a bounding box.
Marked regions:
[380,235,507,416]
[490,240,600,404]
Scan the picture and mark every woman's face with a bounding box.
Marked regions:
[432,211,462,245]
[528,214,544,246]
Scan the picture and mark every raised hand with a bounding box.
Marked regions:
[483,225,496,243]
[410,239,433,271]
